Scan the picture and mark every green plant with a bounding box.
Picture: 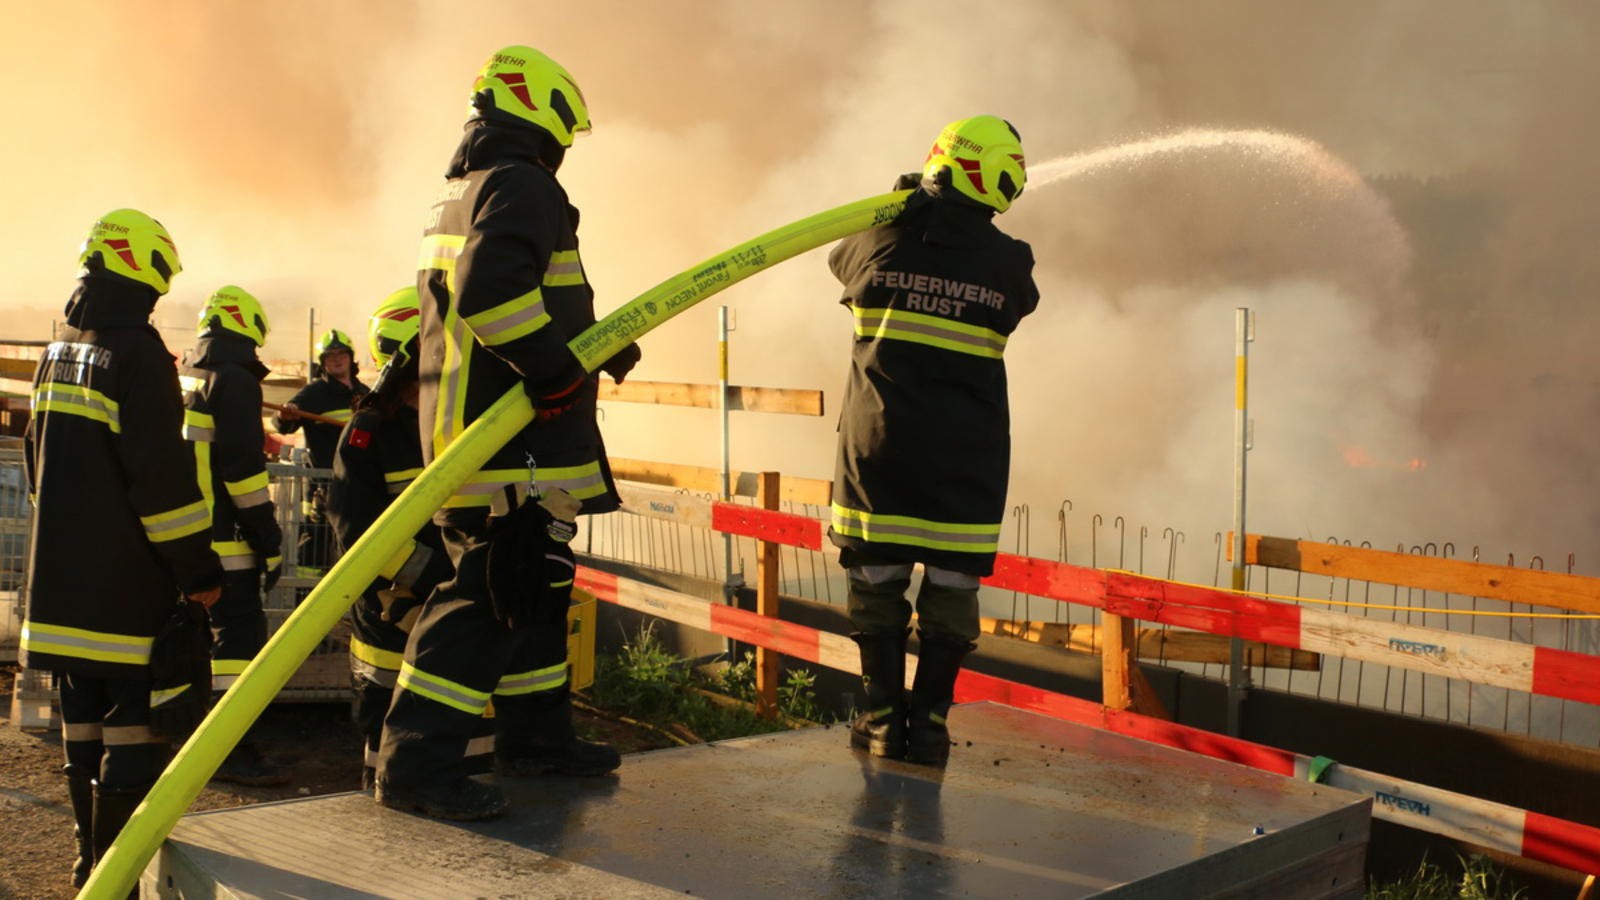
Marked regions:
[1365,854,1528,900]
[589,625,829,743]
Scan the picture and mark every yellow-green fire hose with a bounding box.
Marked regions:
[77,188,910,900]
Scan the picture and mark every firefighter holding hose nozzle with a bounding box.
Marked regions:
[829,116,1039,766]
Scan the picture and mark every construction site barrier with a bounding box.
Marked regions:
[576,562,1600,877]
[604,483,1600,877]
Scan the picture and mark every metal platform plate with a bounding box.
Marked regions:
[150,703,1369,899]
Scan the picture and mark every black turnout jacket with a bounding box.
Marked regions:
[22,279,223,676]
[828,185,1040,576]
[416,119,618,518]
[180,335,281,573]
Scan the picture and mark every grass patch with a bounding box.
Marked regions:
[588,623,831,743]
[1366,854,1529,899]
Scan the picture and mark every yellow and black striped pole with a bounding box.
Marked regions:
[1227,307,1254,737]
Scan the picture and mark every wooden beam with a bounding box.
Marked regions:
[598,380,823,416]
[981,617,1321,670]
[1235,533,1600,615]
[609,457,832,507]
[0,357,36,381]
[755,472,781,720]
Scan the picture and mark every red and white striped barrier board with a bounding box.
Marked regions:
[611,492,1600,707]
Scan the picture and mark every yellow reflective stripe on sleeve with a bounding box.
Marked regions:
[543,249,585,287]
[321,408,354,424]
[418,233,466,276]
[140,499,211,543]
[852,306,1008,359]
[32,383,122,432]
[212,658,250,677]
[150,684,192,709]
[225,470,271,508]
[830,503,1001,554]
[182,407,215,442]
[384,467,423,495]
[432,303,473,458]
[397,661,492,715]
[212,539,258,570]
[20,621,153,666]
[494,662,567,697]
[350,637,404,675]
[464,287,552,347]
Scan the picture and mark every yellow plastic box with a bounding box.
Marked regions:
[567,587,597,691]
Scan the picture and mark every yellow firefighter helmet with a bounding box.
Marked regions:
[923,116,1027,213]
[198,286,270,348]
[77,209,182,295]
[470,45,591,147]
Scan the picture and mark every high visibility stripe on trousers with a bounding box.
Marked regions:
[396,659,568,714]
[830,503,1002,555]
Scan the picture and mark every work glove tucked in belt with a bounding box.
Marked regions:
[148,598,213,740]
[486,488,580,630]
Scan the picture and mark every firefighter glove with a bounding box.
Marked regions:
[261,556,283,593]
[485,499,574,630]
[525,356,587,420]
[377,586,426,633]
[148,599,213,740]
[598,343,641,385]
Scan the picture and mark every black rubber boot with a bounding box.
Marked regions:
[849,630,909,759]
[495,686,620,777]
[65,766,95,888]
[212,740,291,786]
[92,783,146,900]
[906,633,975,767]
[375,775,509,821]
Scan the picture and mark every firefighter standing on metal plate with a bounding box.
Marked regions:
[21,210,224,892]
[327,288,456,788]
[179,287,292,786]
[829,116,1039,767]
[375,45,640,821]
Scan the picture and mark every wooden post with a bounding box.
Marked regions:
[1101,612,1135,710]
[1099,612,1171,719]
[755,471,782,719]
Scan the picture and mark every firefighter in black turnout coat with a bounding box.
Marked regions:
[21,209,223,890]
[829,116,1039,766]
[272,328,369,573]
[327,288,454,786]
[375,45,639,821]
[180,286,291,785]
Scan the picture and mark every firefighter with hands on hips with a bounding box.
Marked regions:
[272,327,370,573]
[375,44,641,821]
[327,288,456,789]
[180,286,292,785]
[20,209,224,891]
[829,116,1039,767]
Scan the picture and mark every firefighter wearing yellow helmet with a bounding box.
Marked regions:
[272,327,370,470]
[828,116,1038,767]
[375,44,638,821]
[24,210,223,887]
[180,285,292,786]
[327,287,457,788]
[272,324,371,576]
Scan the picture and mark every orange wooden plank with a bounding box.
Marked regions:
[1237,534,1600,615]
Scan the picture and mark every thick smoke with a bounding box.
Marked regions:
[3,1,1598,568]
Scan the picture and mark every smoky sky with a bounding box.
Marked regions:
[3,1,1597,566]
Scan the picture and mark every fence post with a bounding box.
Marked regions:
[1102,612,1135,710]
[756,471,781,718]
